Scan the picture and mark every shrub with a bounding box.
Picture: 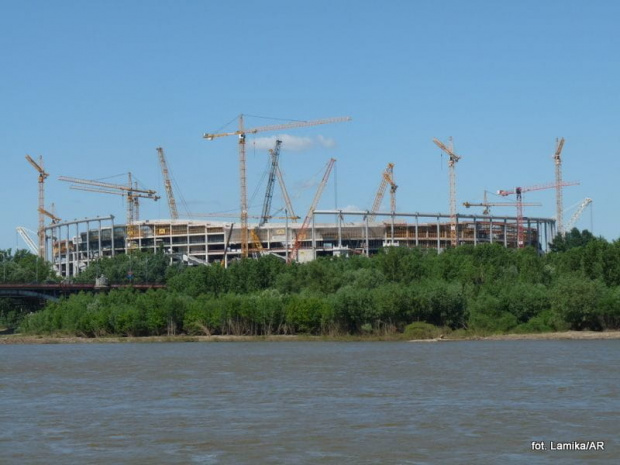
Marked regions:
[403,322,443,340]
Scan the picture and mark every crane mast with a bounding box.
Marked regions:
[289,158,336,263]
[203,115,351,258]
[260,140,282,227]
[156,147,179,220]
[389,169,397,215]
[554,137,566,235]
[127,173,136,225]
[25,155,49,258]
[433,138,461,247]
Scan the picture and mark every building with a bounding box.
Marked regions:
[43,211,556,278]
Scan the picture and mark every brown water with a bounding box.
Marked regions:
[0,340,618,464]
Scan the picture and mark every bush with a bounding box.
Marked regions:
[550,276,606,330]
[285,293,330,334]
[403,322,443,340]
[467,292,518,333]
[512,311,563,333]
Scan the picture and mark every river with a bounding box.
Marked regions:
[0,340,617,464]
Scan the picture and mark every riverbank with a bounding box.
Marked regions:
[481,330,620,340]
[2,331,620,344]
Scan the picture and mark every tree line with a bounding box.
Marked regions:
[6,228,620,337]
[0,249,56,330]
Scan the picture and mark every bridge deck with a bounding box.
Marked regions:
[0,283,165,302]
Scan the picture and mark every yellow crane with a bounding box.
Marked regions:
[289,158,336,263]
[249,228,264,256]
[553,137,566,234]
[432,137,462,246]
[156,147,179,220]
[59,173,159,225]
[369,163,397,221]
[25,155,49,258]
[203,115,351,258]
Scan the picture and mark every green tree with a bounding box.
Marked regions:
[550,276,606,330]
[374,246,431,283]
[74,251,169,284]
[549,228,596,252]
[0,249,56,283]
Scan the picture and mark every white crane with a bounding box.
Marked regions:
[565,198,593,232]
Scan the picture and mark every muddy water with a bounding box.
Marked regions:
[1,340,618,464]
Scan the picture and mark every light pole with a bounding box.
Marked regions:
[285,209,289,262]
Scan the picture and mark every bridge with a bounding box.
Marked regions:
[0,283,166,302]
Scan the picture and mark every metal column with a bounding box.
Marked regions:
[312,213,316,260]
[111,216,115,257]
[364,213,369,256]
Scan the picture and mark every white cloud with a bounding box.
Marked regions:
[316,135,337,149]
[250,134,337,153]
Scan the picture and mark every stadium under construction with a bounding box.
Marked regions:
[42,211,556,278]
[22,118,581,278]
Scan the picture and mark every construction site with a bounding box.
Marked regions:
[18,115,592,278]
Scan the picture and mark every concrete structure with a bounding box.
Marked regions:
[43,211,556,278]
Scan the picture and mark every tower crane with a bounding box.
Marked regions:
[463,191,541,215]
[156,147,179,220]
[203,115,351,258]
[369,163,397,221]
[565,197,593,232]
[388,170,397,215]
[59,173,159,226]
[25,155,49,258]
[289,158,336,263]
[497,180,579,247]
[463,201,542,214]
[433,137,462,246]
[553,137,566,234]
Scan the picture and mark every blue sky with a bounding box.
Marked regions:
[1,0,618,250]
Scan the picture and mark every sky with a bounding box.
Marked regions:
[1,0,618,251]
